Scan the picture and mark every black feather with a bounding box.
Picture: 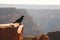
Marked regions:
[13,16,24,23]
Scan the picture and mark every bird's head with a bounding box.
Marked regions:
[21,16,24,17]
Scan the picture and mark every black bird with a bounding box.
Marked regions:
[13,16,24,24]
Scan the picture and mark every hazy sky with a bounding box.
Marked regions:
[0,0,59,5]
[0,5,60,9]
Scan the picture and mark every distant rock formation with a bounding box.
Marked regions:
[47,31,60,40]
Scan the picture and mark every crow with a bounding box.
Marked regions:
[13,16,24,24]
